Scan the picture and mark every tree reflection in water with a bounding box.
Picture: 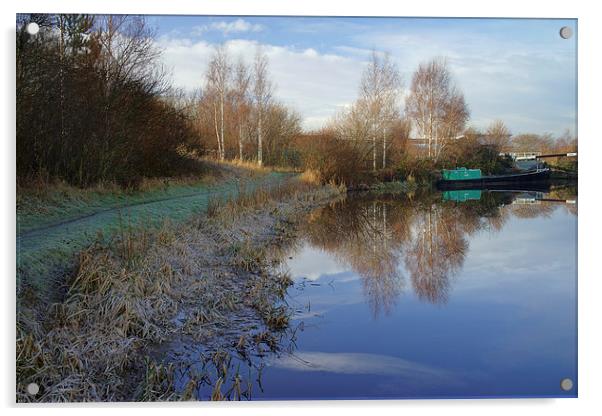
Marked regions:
[300,187,577,315]
[405,204,466,304]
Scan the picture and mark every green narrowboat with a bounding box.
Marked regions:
[438,167,550,190]
[441,167,482,181]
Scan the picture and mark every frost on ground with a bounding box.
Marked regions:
[16,179,345,402]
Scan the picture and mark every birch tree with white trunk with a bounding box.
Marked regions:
[358,51,402,170]
[405,58,469,160]
[233,57,251,160]
[252,46,273,166]
[206,45,231,160]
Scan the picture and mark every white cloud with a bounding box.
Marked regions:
[192,18,264,36]
[157,36,363,130]
[352,28,576,136]
[157,21,576,136]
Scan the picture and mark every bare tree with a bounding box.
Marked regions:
[57,15,66,160]
[94,15,167,178]
[261,103,302,166]
[252,46,273,166]
[232,57,251,160]
[436,88,469,159]
[358,51,402,170]
[406,58,469,160]
[96,16,163,88]
[511,133,554,153]
[483,120,511,152]
[206,45,231,160]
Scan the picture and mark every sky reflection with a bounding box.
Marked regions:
[258,188,577,399]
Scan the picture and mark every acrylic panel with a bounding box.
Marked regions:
[16,15,578,402]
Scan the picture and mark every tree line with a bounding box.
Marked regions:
[17,14,577,189]
[297,53,473,184]
[301,52,577,185]
[195,45,302,167]
[16,14,302,188]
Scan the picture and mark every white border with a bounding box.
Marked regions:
[2,1,600,415]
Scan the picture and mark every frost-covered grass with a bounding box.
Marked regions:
[17,165,291,306]
[17,177,345,402]
[17,164,235,235]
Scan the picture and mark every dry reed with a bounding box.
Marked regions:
[16,177,346,402]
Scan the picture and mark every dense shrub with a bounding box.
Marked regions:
[441,137,513,175]
[396,156,439,184]
[295,132,373,186]
[16,14,203,188]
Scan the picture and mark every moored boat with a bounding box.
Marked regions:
[437,167,551,190]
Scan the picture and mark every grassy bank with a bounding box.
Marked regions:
[17,177,346,402]
[17,160,266,234]
[17,161,296,309]
[17,177,210,234]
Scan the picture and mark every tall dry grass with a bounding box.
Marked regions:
[206,177,345,225]
[205,157,299,175]
[16,177,345,402]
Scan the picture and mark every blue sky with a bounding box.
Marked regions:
[150,16,577,136]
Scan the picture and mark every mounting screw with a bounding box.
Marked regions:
[26,22,40,35]
[26,382,39,395]
[560,378,574,391]
[559,26,573,39]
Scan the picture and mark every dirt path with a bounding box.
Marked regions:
[17,172,291,301]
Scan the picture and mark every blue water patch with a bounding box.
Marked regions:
[255,189,577,399]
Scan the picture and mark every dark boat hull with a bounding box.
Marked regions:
[437,169,551,190]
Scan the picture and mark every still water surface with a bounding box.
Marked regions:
[255,187,577,399]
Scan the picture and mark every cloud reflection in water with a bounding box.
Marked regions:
[269,351,454,381]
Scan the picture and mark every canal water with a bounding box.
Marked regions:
[254,186,578,399]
